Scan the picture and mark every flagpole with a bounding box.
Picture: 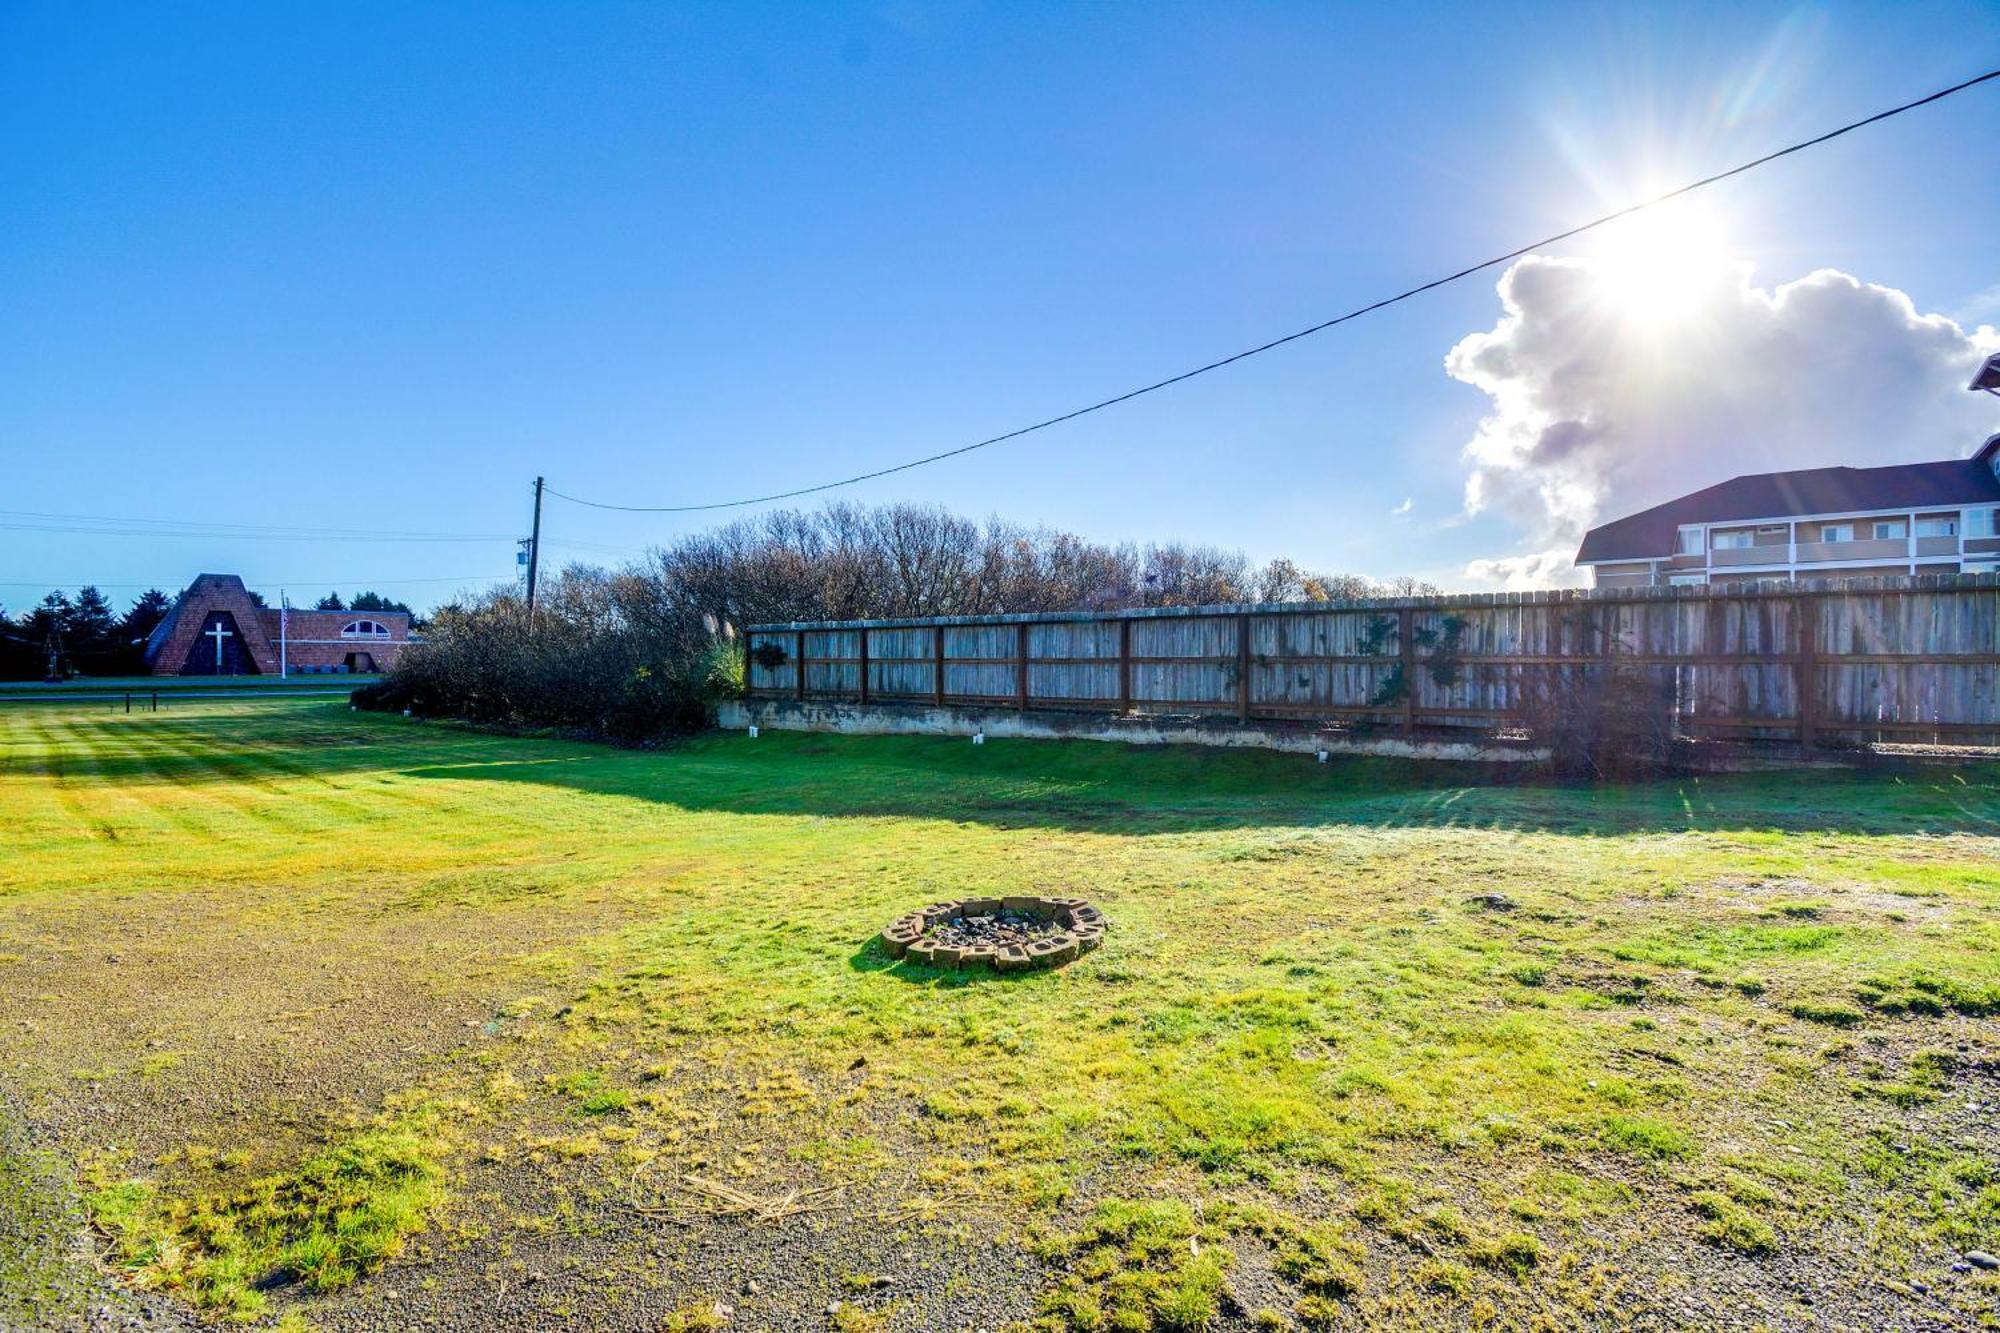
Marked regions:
[280,591,289,679]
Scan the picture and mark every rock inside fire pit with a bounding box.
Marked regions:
[879,896,1106,972]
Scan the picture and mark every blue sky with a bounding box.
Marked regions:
[4,2,1998,610]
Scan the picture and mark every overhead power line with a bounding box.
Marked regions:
[544,66,2000,516]
[0,508,515,543]
[0,521,510,544]
[0,574,510,592]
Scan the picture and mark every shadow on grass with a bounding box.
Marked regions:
[392,732,2000,840]
[21,703,2000,840]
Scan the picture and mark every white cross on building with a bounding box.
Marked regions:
[205,619,233,669]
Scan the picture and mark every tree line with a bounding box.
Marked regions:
[1,588,170,680]
[359,501,1439,739]
[2,586,416,680]
[642,502,1436,625]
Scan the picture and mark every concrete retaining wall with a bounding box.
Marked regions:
[719,697,1546,763]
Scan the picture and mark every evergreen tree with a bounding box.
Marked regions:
[22,593,72,679]
[315,592,346,611]
[117,590,173,673]
[67,586,121,675]
[120,590,171,640]
[0,620,32,680]
[71,586,117,647]
[349,591,412,614]
[23,592,71,638]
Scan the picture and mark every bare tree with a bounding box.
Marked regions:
[365,500,1441,738]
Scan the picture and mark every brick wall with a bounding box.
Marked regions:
[147,575,414,675]
[149,575,280,675]
[257,608,413,673]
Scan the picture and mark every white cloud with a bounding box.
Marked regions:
[1447,258,2000,587]
[1390,497,1413,517]
[1464,548,1585,591]
[1953,283,2000,329]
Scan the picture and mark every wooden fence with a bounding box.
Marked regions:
[744,574,2000,746]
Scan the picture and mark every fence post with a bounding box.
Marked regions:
[739,578,1998,747]
[125,691,132,715]
[152,690,159,712]
[1118,618,1132,715]
[1017,622,1030,711]
[1398,605,1416,736]
[1237,614,1251,722]
[857,626,870,705]
[1797,594,1818,749]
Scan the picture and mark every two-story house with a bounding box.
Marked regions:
[1576,357,2000,587]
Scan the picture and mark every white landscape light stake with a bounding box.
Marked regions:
[748,725,759,738]
[973,730,985,745]
[1317,749,1330,763]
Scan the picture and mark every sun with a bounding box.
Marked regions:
[1585,193,1737,328]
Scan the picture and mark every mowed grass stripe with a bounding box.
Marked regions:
[0,716,90,855]
[114,711,353,842]
[44,715,194,846]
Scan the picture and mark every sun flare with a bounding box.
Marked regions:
[1586,194,1737,327]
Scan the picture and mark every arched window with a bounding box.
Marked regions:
[341,620,391,639]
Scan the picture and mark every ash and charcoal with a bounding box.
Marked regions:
[920,909,1065,950]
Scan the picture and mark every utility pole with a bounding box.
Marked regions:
[525,475,545,614]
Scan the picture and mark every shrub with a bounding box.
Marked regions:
[1517,663,1679,781]
[353,571,743,742]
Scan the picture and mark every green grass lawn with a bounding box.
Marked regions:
[1,700,1995,1330]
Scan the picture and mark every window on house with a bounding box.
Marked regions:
[1676,525,1704,555]
[1916,517,1958,538]
[1872,520,1908,540]
[1668,572,1708,586]
[1712,530,1755,549]
[1819,524,1855,543]
[341,620,391,638]
[1967,508,2000,538]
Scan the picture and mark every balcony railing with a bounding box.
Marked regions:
[1710,545,1790,566]
[1793,538,1909,564]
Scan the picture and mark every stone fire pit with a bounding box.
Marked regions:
[880,896,1105,972]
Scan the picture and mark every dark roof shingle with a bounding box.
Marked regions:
[1575,459,2000,564]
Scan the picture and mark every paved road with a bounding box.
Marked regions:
[0,687,359,705]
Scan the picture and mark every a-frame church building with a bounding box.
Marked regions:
[143,574,413,676]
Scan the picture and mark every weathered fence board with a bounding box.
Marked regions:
[744,575,2000,746]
